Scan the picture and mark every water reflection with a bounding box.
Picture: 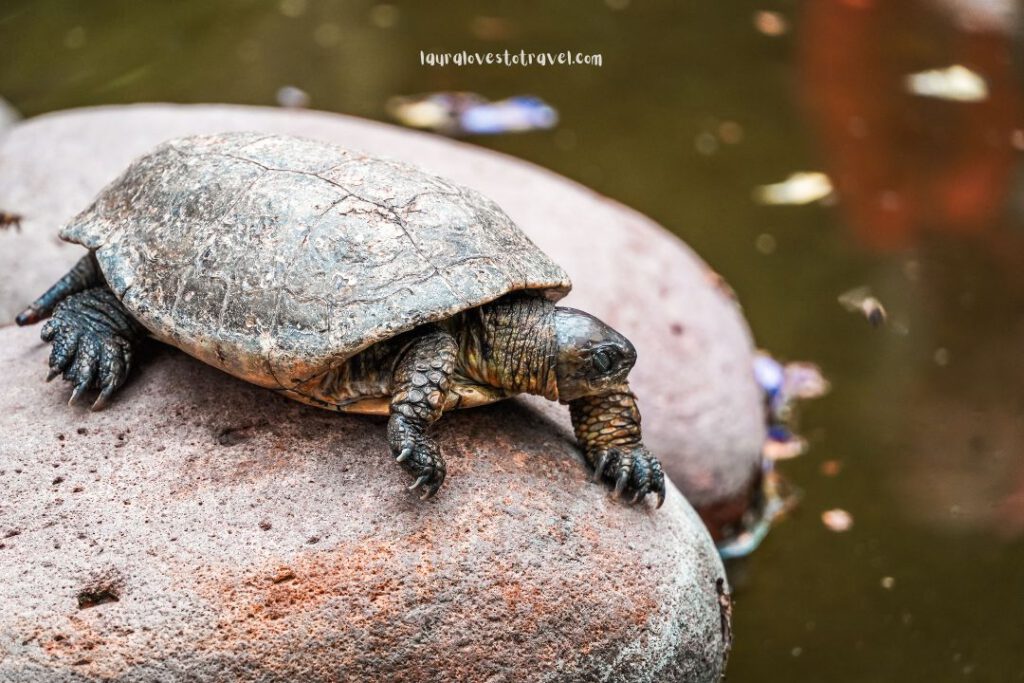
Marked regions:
[800,0,1024,543]
[799,0,1024,252]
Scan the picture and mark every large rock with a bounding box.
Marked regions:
[0,325,729,682]
[0,104,764,527]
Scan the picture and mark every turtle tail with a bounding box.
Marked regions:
[16,253,101,326]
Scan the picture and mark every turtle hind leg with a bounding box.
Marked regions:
[41,286,145,410]
[387,327,458,499]
[16,253,101,326]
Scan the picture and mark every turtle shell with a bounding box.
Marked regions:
[60,132,571,389]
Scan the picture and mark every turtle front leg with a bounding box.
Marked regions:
[387,327,458,499]
[569,386,666,508]
[38,287,145,410]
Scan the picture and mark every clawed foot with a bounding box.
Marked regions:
[387,414,447,499]
[590,445,666,508]
[41,301,134,411]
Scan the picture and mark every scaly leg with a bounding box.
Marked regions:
[39,287,145,410]
[15,253,101,326]
[569,386,666,507]
[387,327,458,499]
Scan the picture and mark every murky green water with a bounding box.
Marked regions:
[3,1,1024,680]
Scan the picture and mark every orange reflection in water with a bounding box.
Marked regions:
[798,0,1024,251]
[799,0,1024,541]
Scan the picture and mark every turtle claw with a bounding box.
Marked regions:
[613,469,630,498]
[394,441,446,499]
[387,414,447,499]
[651,458,666,508]
[92,384,116,411]
[68,382,88,406]
[46,368,59,382]
[412,472,444,500]
[588,445,665,508]
[592,451,610,483]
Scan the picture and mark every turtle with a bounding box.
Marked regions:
[15,132,665,506]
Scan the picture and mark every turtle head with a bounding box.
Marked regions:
[552,307,636,402]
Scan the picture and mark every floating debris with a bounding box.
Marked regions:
[755,353,826,460]
[880,576,896,590]
[820,459,843,477]
[763,427,807,461]
[388,92,483,132]
[694,131,718,156]
[461,96,557,134]
[754,233,777,254]
[388,92,557,136]
[753,10,788,36]
[782,361,830,402]
[905,64,988,102]
[754,172,834,205]
[692,132,716,156]
[753,352,785,397]
[0,211,22,232]
[754,352,830,425]
[718,120,744,144]
[721,353,828,558]
[276,85,310,109]
[718,460,801,559]
[838,286,887,327]
[821,508,854,532]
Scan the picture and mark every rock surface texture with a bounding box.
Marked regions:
[0,104,764,516]
[0,325,729,682]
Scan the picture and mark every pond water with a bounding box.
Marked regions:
[3,1,1023,680]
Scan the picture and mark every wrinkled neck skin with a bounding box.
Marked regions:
[456,293,645,459]
[568,387,643,455]
[456,294,560,401]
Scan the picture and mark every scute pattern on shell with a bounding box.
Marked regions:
[59,132,571,389]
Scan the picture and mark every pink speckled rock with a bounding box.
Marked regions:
[0,325,730,682]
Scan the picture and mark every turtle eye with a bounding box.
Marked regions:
[593,348,616,374]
